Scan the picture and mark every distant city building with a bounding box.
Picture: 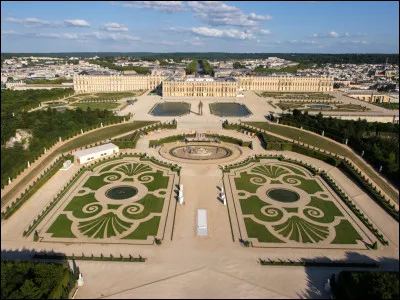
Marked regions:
[347,91,392,103]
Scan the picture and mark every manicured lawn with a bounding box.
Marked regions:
[331,220,362,244]
[245,121,398,201]
[138,170,169,191]
[122,195,164,220]
[305,197,343,223]
[234,172,266,193]
[64,193,101,219]
[71,102,120,110]
[83,172,122,190]
[240,196,283,222]
[47,214,76,238]
[123,216,161,240]
[282,175,323,194]
[244,218,284,243]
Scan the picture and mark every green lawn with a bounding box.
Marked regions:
[71,102,120,110]
[244,218,284,243]
[305,197,343,223]
[234,172,266,193]
[138,170,169,191]
[245,121,399,201]
[122,194,164,220]
[64,193,102,219]
[122,216,161,240]
[240,196,283,222]
[331,220,362,244]
[47,214,76,238]
[83,173,122,190]
[1,121,156,206]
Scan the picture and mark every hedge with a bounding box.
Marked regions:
[338,161,399,222]
[2,155,74,220]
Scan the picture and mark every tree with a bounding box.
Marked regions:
[233,61,245,69]
[7,76,13,81]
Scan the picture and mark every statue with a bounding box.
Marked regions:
[78,273,85,287]
[198,101,203,115]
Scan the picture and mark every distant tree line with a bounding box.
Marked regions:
[281,110,399,186]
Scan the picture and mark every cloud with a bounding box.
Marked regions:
[184,36,204,46]
[5,17,60,28]
[5,17,90,28]
[64,19,90,27]
[88,32,140,41]
[121,1,186,12]
[311,31,364,38]
[101,22,128,31]
[287,39,319,45]
[144,40,179,45]
[190,27,255,40]
[329,31,339,38]
[340,40,369,45]
[248,12,272,21]
[187,1,271,27]
[2,30,140,42]
[259,29,271,35]
[163,27,189,33]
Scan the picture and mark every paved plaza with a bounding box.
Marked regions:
[1,91,399,299]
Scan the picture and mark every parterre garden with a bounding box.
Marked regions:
[225,159,376,249]
[35,157,177,244]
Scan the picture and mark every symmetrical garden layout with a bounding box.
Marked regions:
[224,159,376,249]
[36,157,178,244]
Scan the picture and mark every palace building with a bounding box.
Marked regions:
[73,74,167,93]
[162,77,238,97]
[73,73,334,95]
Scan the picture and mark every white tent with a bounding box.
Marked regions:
[197,209,208,236]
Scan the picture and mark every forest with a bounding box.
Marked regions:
[280,110,399,186]
[1,260,76,299]
[1,108,124,187]
[1,89,73,115]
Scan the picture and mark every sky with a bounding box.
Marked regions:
[1,1,399,53]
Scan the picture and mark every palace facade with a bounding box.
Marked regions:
[73,74,167,93]
[74,74,334,95]
[162,77,238,97]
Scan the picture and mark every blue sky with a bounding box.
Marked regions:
[1,1,399,53]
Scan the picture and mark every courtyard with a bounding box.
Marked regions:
[0,90,398,299]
